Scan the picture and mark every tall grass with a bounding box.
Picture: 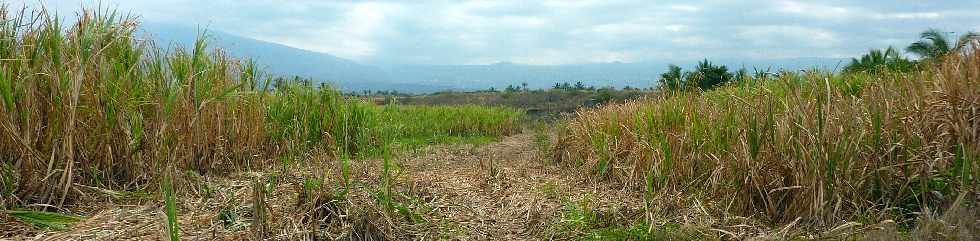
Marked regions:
[0,6,278,207]
[0,5,525,210]
[265,80,371,156]
[554,50,979,228]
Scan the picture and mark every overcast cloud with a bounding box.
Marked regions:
[16,0,980,65]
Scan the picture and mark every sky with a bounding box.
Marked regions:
[15,0,980,65]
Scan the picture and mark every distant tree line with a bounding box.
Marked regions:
[346,89,411,97]
[503,82,530,92]
[657,59,752,91]
[656,28,979,92]
[271,76,316,90]
[485,81,641,93]
[550,81,593,91]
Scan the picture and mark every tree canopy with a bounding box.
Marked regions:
[906,28,979,60]
[844,46,913,73]
[657,59,735,91]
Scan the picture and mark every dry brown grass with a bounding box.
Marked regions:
[0,6,275,210]
[0,5,522,211]
[4,3,978,240]
[554,49,979,237]
[6,133,645,240]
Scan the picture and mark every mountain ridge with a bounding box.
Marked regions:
[141,22,848,93]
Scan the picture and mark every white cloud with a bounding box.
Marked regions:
[541,0,603,9]
[509,49,640,65]
[670,36,708,46]
[665,24,687,32]
[736,25,838,48]
[667,4,701,12]
[15,0,980,65]
[774,0,851,19]
[592,22,660,35]
[872,12,942,20]
[249,2,400,60]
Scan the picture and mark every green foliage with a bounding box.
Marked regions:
[370,104,522,152]
[551,197,698,240]
[532,123,552,159]
[0,5,275,206]
[734,67,750,82]
[906,28,979,60]
[5,210,83,230]
[587,221,699,241]
[265,80,370,155]
[217,207,238,228]
[380,146,396,208]
[263,79,524,160]
[688,59,734,90]
[552,197,597,236]
[658,64,685,91]
[162,176,180,241]
[591,87,614,105]
[538,181,560,199]
[844,46,914,73]
[657,59,735,91]
[368,144,427,224]
[338,150,351,198]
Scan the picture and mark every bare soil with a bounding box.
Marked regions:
[7,133,643,240]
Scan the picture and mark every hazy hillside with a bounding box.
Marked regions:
[142,23,454,93]
[383,58,846,91]
[141,23,846,93]
[382,62,658,91]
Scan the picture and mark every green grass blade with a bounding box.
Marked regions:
[5,210,83,230]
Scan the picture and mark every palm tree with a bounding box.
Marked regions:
[658,64,684,90]
[906,28,980,60]
[844,46,911,73]
[687,59,732,90]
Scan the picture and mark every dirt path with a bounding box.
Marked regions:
[399,133,642,240]
[10,133,643,240]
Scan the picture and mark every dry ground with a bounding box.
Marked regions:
[3,133,644,240]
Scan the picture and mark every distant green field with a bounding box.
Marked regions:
[371,104,522,150]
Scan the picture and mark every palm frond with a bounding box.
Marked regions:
[920,28,951,53]
[906,41,935,58]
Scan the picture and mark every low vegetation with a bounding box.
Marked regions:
[2,4,978,240]
[373,104,522,149]
[0,4,519,222]
[388,88,648,120]
[554,41,979,239]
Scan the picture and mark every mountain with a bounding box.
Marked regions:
[140,23,847,93]
[381,62,661,91]
[381,57,847,91]
[141,22,453,93]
